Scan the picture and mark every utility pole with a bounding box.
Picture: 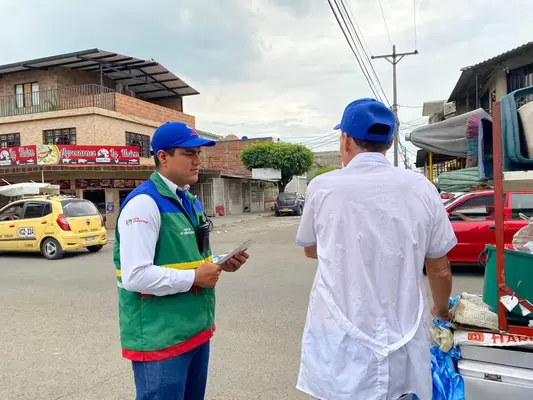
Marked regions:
[371,45,418,167]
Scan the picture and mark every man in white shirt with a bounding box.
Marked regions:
[295,98,455,400]
[115,122,248,400]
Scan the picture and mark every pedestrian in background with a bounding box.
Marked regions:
[295,98,455,400]
[114,122,249,400]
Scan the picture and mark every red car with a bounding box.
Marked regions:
[445,190,533,265]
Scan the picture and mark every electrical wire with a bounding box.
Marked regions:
[413,0,418,50]
[339,0,391,106]
[378,0,393,47]
[326,0,388,104]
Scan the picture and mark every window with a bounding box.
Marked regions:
[0,133,20,148]
[126,132,151,157]
[452,194,494,212]
[511,193,533,219]
[0,203,24,222]
[24,202,51,219]
[60,199,99,217]
[15,82,39,108]
[43,128,77,145]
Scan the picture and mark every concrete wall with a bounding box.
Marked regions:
[224,179,243,214]
[489,69,508,102]
[285,176,308,194]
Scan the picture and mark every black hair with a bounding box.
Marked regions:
[153,148,177,169]
[352,123,393,152]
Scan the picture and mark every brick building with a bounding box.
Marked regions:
[0,49,216,228]
[0,49,277,225]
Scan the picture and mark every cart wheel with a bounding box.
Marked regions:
[478,249,488,268]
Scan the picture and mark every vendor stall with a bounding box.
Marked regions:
[433,93,533,399]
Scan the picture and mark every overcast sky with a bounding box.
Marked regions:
[1,0,533,164]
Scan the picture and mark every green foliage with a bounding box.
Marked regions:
[313,166,340,179]
[240,142,315,192]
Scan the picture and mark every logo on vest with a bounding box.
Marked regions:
[179,227,195,236]
[125,217,149,226]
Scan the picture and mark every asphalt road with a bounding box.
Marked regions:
[0,216,483,400]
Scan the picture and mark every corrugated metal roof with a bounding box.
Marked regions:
[0,48,199,99]
[448,41,533,102]
[461,41,533,71]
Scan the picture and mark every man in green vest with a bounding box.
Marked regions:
[114,121,249,400]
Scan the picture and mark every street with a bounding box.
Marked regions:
[0,215,483,400]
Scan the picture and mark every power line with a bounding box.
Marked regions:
[378,0,393,47]
[339,0,391,106]
[326,0,390,105]
[413,0,418,49]
[398,104,422,109]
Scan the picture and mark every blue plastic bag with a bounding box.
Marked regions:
[429,304,465,400]
[430,345,464,400]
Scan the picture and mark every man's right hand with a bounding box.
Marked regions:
[431,305,452,321]
[194,262,222,288]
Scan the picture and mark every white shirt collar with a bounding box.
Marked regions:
[347,152,390,168]
[157,173,190,193]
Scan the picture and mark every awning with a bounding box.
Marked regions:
[409,108,491,157]
[0,48,199,99]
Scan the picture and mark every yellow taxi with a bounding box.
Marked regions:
[0,195,107,260]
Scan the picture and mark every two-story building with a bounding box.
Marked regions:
[0,49,279,225]
[411,41,533,182]
[448,40,533,116]
[0,48,224,227]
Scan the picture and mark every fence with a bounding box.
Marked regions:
[0,84,116,117]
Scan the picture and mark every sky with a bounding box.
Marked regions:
[1,0,533,166]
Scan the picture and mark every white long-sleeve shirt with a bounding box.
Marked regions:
[117,174,195,296]
[295,153,457,400]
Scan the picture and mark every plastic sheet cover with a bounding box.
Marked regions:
[409,109,491,157]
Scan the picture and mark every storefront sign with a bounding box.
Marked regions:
[0,146,37,167]
[75,179,142,190]
[36,145,140,165]
[0,145,140,167]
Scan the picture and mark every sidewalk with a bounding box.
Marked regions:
[106,211,271,242]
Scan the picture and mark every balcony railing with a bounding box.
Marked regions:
[0,84,116,118]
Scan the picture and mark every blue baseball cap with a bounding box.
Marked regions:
[151,122,216,153]
[334,98,396,143]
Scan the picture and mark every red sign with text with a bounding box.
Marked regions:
[0,145,141,167]
[0,145,37,167]
[36,145,140,165]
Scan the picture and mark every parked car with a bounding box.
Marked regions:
[0,195,107,260]
[275,192,305,216]
[444,190,533,265]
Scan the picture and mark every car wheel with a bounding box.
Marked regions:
[296,206,302,216]
[41,238,64,260]
[87,245,104,253]
[275,211,281,217]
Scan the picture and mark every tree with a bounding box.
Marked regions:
[312,166,340,179]
[241,142,315,192]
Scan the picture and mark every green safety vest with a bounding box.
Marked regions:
[113,173,215,361]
